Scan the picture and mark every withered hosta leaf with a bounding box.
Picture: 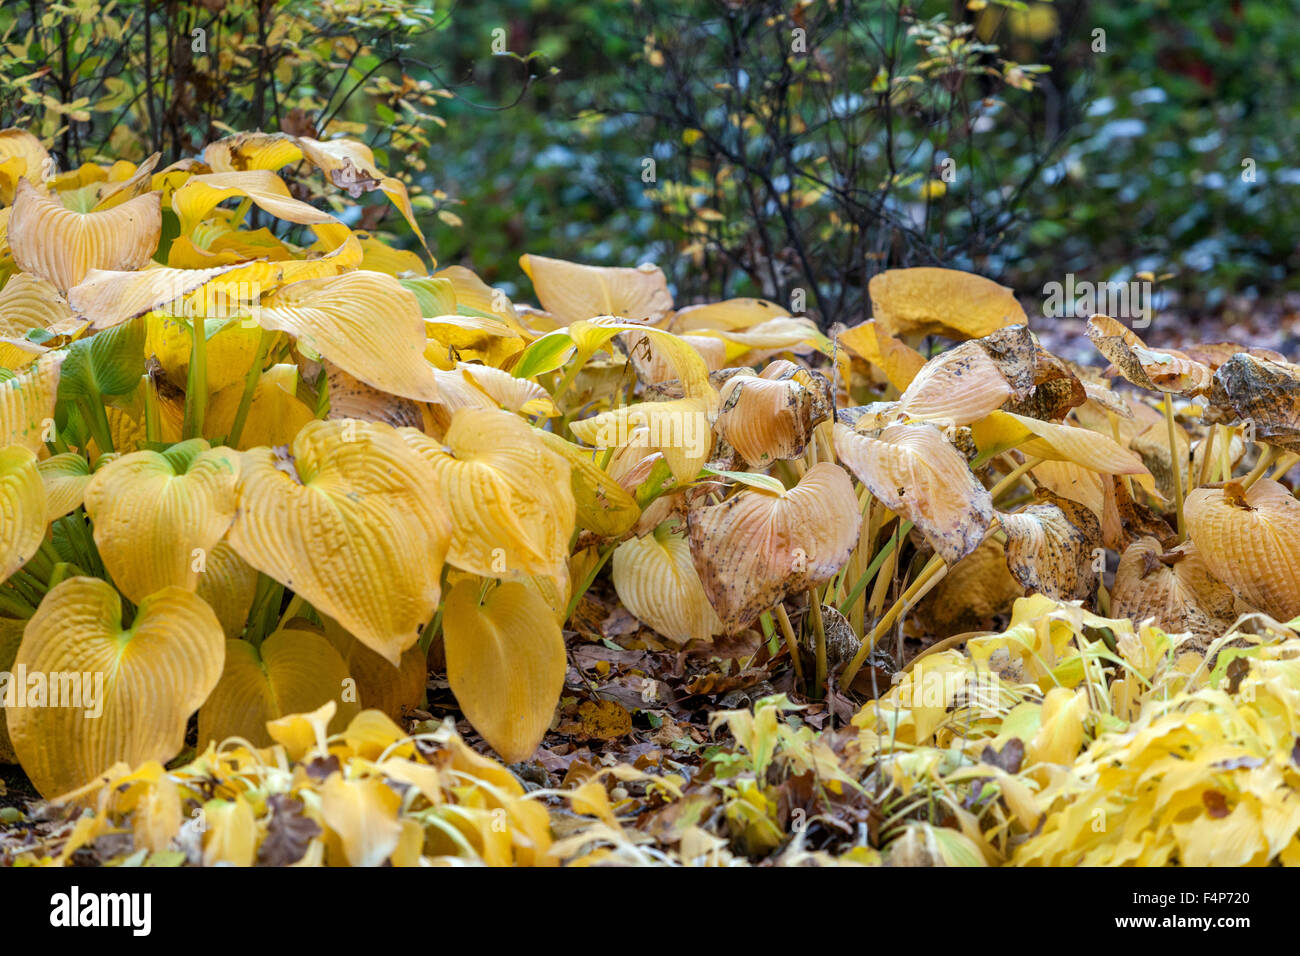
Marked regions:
[1185,479,1300,621]
[1112,537,1237,645]
[1181,342,1289,372]
[1102,475,1178,552]
[1086,314,1211,394]
[916,537,1024,635]
[686,462,860,632]
[715,361,831,466]
[999,489,1102,603]
[833,421,992,564]
[1002,348,1086,422]
[896,324,1036,426]
[1204,353,1300,453]
[258,794,322,867]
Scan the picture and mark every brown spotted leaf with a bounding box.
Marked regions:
[686,462,860,632]
[1086,314,1211,394]
[999,489,1102,603]
[1204,353,1300,453]
[896,324,1036,426]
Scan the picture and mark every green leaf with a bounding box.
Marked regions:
[58,317,147,400]
[400,276,457,316]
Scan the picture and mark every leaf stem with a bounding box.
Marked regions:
[226,329,274,448]
[1162,393,1185,542]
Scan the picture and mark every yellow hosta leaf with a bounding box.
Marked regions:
[202,795,258,866]
[0,272,73,336]
[836,319,926,391]
[535,429,640,537]
[206,363,316,450]
[520,254,673,323]
[197,626,358,748]
[0,129,52,202]
[443,578,566,763]
[671,297,790,332]
[612,522,722,643]
[147,311,269,393]
[0,352,61,454]
[68,263,243,332]
[348,234,428,279]
[228,420,449,665]
[258,270,441,402]
[401,408,574,579]
[869,267,1026,341]
[202,131,303,173]
[8,180,160,292]
[295,136,429,250]
[0,445,43,582]
[8,577,224,798]
[687,463,860,632]
[171,170,338,237]
[194,540,259,639]
[456,363,553,416]
[323,617,427,722]
[82,439,240,603]
[834,421,992,564]
[570,397,714,485]
[1185,479,1300,620]
[318,772,404,867]
[972,410,1149,476]
[37,451,92,522]
[433,265,526,331]
[1027,687,1088,766]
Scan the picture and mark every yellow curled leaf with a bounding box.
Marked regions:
[401,408,574,579]
[671,297,790,332]
[202,131,303,173]
[82,439,240,603]
[0,129,52,202]
[519,254,672,324]
[9,180,160,292]
[687,462,860,632]
[8,578,224,798]
[570,397,714,485]
[716,364,831,466]
[972,410,1149,476]
[258,270,441,402]
[443,578,566,764]
[0,445,43,582]
[837,320,926,390]
[318,773,404,867]
[228,420,449,665]
[197,626,359,748]
[869,267,1026,341]
[68,263,243,332]
[294,136,428,251]
[612,522,722,643]
[266,700,335,762]
[171,170,339,237]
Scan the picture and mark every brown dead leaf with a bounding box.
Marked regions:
[1204,353,1300,453]
[896,324,1036,426]
[1111,537,1237,645]
[1086,314,1212,394]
